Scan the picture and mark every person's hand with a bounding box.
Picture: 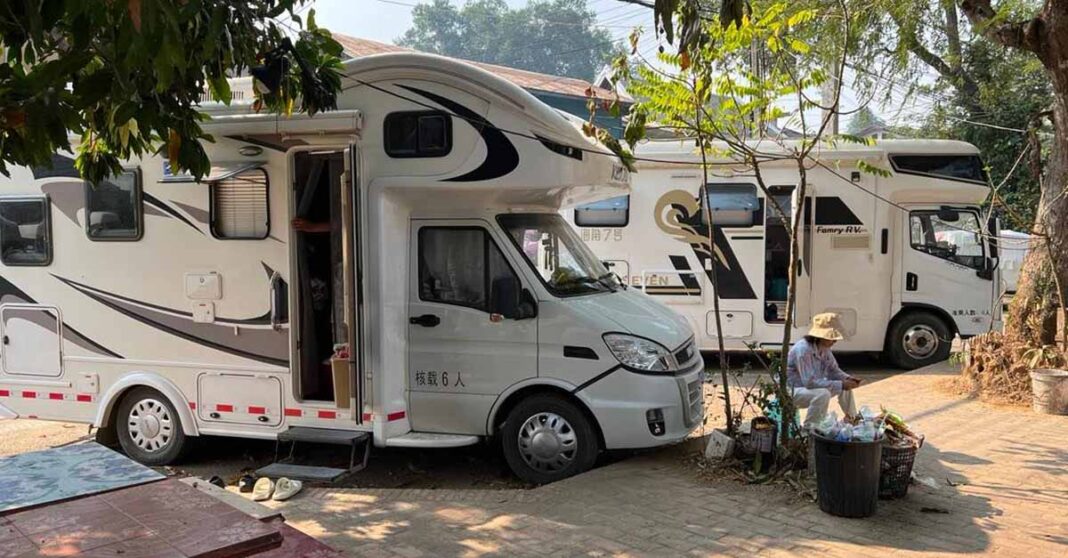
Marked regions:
[842,377,862,390]
[292,217,309,231]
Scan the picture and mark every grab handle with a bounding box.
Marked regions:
[269,272,287,331]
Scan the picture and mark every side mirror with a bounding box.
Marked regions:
[491,277,538,320]
[517,288,538,320]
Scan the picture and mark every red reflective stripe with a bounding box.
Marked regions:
[49,393,64,400]
[22,391,36,399]
[387,411,406,422]
[248,406,267,415]
[76,394,93,403]
[317,410,337,419]
[362,413,373,422]
[188,402,197,410]
[284,408,302,417]
[0,389,9,397]
[216,404,234,413]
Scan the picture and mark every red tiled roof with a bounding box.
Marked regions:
[333,34,624,101]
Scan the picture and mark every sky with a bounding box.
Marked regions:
[306,0,932,127]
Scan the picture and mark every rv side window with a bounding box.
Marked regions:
[0,197,52,266]
[909,210,985,269]
[385,111,452,158]
[419,227,520,313]
[86,169,142,240]
[890,154,987,184]
[210,169,270,239]
[574,195,629,227]
[704,184,758,227]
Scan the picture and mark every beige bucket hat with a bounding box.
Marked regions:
[808,312,846,341]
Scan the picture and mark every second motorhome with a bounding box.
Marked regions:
[568,139,1003,369]
[0,53,703,484]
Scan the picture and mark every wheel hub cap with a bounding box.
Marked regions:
[903,325,939,359]
[517,412,577,472]
[128,398,173,453]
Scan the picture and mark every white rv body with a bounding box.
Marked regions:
[567,139,1002,369]
[0,54,703,483]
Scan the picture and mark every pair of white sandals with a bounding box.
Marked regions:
[252,477,303,501]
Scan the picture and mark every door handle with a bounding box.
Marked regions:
[409,314,441,327]
[906,272,918,291]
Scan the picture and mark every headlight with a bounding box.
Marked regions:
[603,333,677,372]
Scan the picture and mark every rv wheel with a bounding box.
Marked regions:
[116,387,188,466]
[886,311,952,370]
[501,394,598,485]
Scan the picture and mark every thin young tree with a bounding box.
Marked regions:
[605,0,858,441]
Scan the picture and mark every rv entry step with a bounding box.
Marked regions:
[257,427,371,483]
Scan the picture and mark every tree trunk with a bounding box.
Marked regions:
[1006,6,1068,345]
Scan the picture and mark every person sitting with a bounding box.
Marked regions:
[787,312,862,430]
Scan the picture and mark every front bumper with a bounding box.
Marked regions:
[580,360,705,450]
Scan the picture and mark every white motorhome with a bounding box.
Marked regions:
[0,53,704,484]
[567,139,1003,370]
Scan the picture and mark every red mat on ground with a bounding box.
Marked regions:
[252,519,346,558]
[1,479,282,557]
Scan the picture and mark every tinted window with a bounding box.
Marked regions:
[890,155,987,183]
[385,111,451,158]
[419,227,521,313]
[574,195,629,227]
[211,169,269,239]
[86,170,141,240]
[910,210,985,269]
[705,184,758,226]
[0,198,51,266]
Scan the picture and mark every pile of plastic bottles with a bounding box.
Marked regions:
[815,406,884,442]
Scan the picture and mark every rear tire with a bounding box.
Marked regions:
[886,311,952,370]
[501,394,598,484]
[116,387,188,465]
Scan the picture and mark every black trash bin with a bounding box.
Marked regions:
[813,433,882,518]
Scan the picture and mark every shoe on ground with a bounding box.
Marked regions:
[238,474,256,493]
[252,477,275,501]
[272,477,303,501]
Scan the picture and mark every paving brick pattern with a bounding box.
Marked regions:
[265,363,1068,557]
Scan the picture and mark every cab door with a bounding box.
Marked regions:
[899,207,994,334]
[407,220,538,435]
[791,186,813,327]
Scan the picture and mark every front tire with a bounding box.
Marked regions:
[886,311,952,370]
[116,387,187,465]
[501,394,598,484]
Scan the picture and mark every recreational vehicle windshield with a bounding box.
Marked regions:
[567,139,1002,370]
[0,53,703,484]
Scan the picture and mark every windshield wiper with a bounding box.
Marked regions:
[590,272,620,292]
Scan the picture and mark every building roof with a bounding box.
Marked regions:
[332,34,627,102]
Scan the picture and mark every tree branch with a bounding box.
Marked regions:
[959,0,1046,55]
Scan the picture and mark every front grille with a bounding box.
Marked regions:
[684,378,703,427]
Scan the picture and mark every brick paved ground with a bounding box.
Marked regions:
[262,362,1068,557]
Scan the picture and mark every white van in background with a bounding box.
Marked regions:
[568,139,1004,370]
[0,53,703,484]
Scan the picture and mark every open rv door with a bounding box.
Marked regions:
[791,185,813,327]
[342,144,364,423]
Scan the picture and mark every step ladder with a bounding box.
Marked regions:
[256,427,371,483]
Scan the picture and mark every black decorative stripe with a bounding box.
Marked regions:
[815,196,863,225]
[563,346,599,360]
[730,236,764,240]
[669,255,701,292]
[0,275,121,358]
[142,192,204,235]
[52,274,274,327]
[55,275,287,366]
[572,364,622,394]
[396,85,520,182]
